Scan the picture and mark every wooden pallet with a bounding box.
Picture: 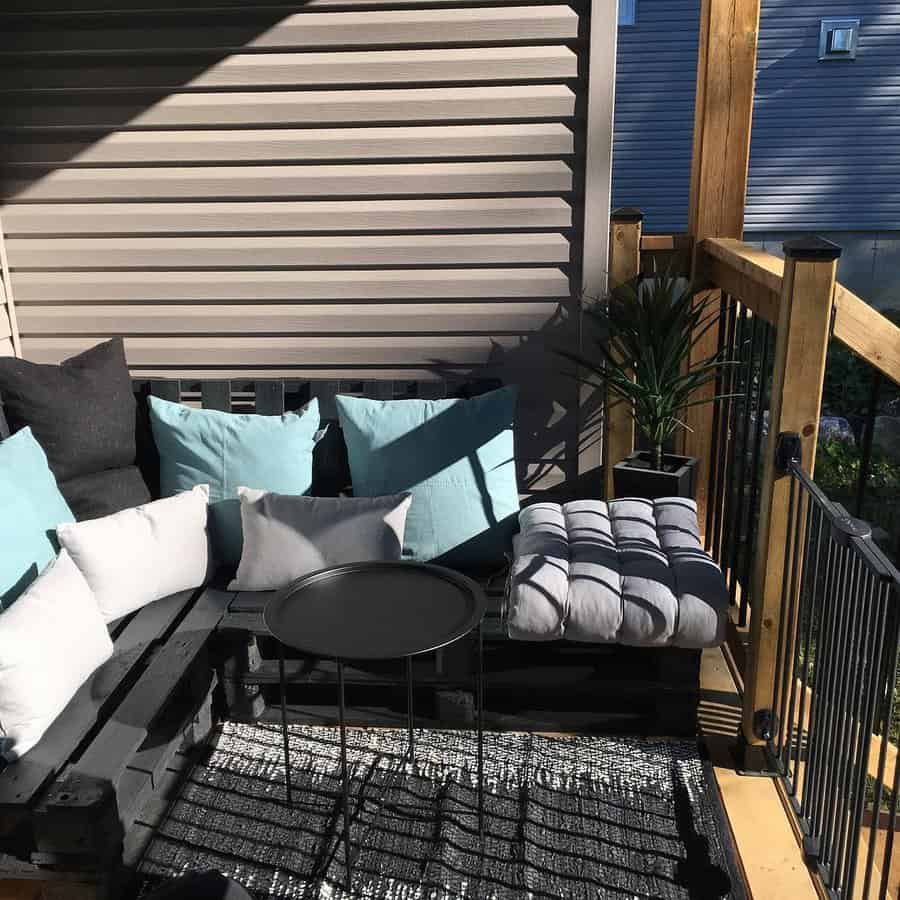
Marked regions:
[0,585,234,898]
[217,583,702,737]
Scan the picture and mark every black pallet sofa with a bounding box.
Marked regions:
[0,377,702,898]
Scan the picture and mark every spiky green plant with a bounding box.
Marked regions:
[560,269,739,472]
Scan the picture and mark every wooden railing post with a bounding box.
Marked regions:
[685,0,761,526]
[603,208,642,499]
[738,236,842,772]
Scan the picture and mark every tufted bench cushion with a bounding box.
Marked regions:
[506,497,728,647]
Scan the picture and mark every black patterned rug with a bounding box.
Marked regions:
[137,722,747,899]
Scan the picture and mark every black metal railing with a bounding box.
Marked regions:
[818,341,900,567]
[705,294,776,627]
[768,438,899,900]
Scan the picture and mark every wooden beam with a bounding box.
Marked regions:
[740,237,841,760]
[833,283,900,387]
[699,237,781,324]
[639,234,692,253]
[702,237,900,386]
[688,0,762,242]
[603,208,642,499]
[701,237,784,297]
[685,0,761,522]
[704,258,779,325]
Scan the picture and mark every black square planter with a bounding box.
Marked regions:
[612,451,699,500]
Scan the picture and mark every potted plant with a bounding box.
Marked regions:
[560,268,737,500]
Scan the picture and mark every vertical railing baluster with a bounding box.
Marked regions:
[706,292,729,549]
[842,570,886,897]
[712,296,739,566]
[877,632,899,900]
[808,541,849,843]
[862,582,896,900]
[782,488,813,787]
[821,551,865,872]
[832,564,873,892]
[772,473,799,768]
[801,530,835,828]
[740,321,772,625]
[728,313,757,609]
[792,504,825,806]
[855,371,882,519]
[720,305,748,592]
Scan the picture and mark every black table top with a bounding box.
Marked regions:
[263,561,488,660]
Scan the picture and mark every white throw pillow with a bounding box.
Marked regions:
[229,488,412,591]
[0,551,113,761]
[57,485,211,622]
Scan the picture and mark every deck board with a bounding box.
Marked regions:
[700,647,819,900]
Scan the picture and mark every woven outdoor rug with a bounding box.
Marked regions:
[137,722,747,899]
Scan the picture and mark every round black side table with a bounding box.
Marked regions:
[263,561,488,890]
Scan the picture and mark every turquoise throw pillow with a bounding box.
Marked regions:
[0,428,74,608]
[148,396,321,566]
[336,386,519,567]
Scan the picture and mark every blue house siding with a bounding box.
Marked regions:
[612,1,900,237]
[747,0,900,232]
[611,1,700,234]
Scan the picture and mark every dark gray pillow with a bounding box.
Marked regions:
[0,338,151,519]
[58,466,154,524]
[229,488,413,591]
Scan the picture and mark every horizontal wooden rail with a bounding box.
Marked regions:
[699,237,781,323]
[639,233,692,253]
[700,237,900,387]
[833,282,900,387]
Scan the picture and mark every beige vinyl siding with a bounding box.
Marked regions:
[2,198,574,234]
[0,0,614,488]
[3,127,576,165]
[6,47,578,91]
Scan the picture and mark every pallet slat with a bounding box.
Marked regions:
[33,589,234,854]
[21,334,523,366]
[253,380,286,415]
[200,379,230,412]
[0,590,195,828]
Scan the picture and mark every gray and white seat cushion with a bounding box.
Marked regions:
[506,498,728,647]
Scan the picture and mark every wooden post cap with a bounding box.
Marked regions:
[610,207,644,224]
[782,236,842,261]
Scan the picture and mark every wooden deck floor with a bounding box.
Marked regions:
[699,646,819,900]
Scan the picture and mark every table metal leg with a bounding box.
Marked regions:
[476,621,485,843]
[406,655,415,759]
[337,658,352,891]
[278,642,292,808]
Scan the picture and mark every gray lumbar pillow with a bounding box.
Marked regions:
[229,488,413,591]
